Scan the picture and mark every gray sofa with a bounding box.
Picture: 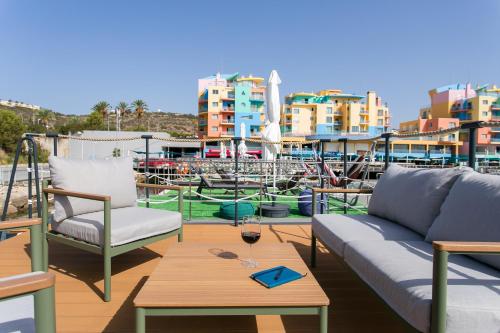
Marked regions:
[311,165,500,333]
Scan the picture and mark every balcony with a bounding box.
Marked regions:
[334,111,342,116]
[221,108,234,113]
[221,131,235,137]
[250,94,265,102]
[359,120,369,125]
[491,137,500,143]
[198,120,207,126]
[220,119,235,125]
[222,94,235,100]
[491,127,500,132]
[360,110,369,115]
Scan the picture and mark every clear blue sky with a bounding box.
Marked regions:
[1,0,499,126]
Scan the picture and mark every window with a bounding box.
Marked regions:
[429,123,433,128]
[293,108,300,114]
[377,119,383,126]
[212,89,219,94]
[212,102,218,107]
[326,116,333,123]
[448,122,456,128]
[326,126,333,133]
[483,100,489,105]
[326,107,333,114]
[211,126,218,132]
[351,126,359,132]
[211,114,218,120]
[378,109,384,116]
[310,116,314,121]
[304,98,309,104]
[481,134,488,140]
[482,111,489,117]
[448,134,455,141]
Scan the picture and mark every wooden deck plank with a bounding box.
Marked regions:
[0,224,408,332]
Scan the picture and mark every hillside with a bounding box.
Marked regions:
[2,105,197,137]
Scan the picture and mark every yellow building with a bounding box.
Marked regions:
[281,89,390,137]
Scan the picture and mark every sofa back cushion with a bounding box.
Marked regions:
[368,164,469,236]
[49,157,137,222]
[426,172,500,270]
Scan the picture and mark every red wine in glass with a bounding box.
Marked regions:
[241,231,261,244]
[241,216,261,268]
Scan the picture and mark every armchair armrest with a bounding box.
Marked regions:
[43,188,110,201]
[0,218,41,231]
[136,183,182,191]
[312,187,373,194]
[0,272,55,300]
[433,241,500,253]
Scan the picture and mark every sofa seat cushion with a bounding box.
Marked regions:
[52,206,181,246]
[344,240,500,333]
[426,172,500,270]
[312,214,423,257]
[368,165,470,236]
[49,157,138,222]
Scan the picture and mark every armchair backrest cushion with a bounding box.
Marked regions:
[368,164,470,236]
[425,171,500,270]
[49,157,137,222]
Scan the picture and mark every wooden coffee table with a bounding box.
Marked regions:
[134,243,329,332]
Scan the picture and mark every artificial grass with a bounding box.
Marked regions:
[138,189,367,221]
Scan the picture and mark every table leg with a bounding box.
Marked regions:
[320,306,328,333]
[136,307,146,333]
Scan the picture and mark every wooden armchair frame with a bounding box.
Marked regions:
[0,219,56,332]
[42,181,184,302]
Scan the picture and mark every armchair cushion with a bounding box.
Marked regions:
[0,295,34,333]
[368,165,470,236]
[49,157,137,222]
[312,213,422,257]
[426,172,500,270]
[344,240,500,333]
[51,206,181,246]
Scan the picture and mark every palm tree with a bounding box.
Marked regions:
[131,99,148,125]
[92,101,111,130]
[37,109,55,129]
[116,101,130,116]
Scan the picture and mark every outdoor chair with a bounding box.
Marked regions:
[42,157,183,302]
[195,173,264,196]
[0,218,56,333]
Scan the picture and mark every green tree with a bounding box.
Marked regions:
[37,109,55,129]
[92,101,110,119]
[0,109,26,154]
[84,110,105,130]
[131,99,148,125]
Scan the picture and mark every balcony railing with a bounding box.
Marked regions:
[220,119,235,125]
[491,127,500,132]
[222,108,234,112]
[491,137,500,143]
[250,94,265,101]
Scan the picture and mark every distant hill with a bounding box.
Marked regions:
[1,105,197,137]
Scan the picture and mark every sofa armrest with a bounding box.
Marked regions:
[43,188,110,201]
[433,241,500,253]
[0,272,55,300]
[0,218,41,231]
[431,241,500,333]
[312,187,373,194]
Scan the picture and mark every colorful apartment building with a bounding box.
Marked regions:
[197,73,266,139]
[281,90,390,137]
[414,83,500,157]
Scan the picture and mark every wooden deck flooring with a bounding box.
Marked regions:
[1,224,408,332]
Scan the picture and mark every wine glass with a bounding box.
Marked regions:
[241,216,261,268]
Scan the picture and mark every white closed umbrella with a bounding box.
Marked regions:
[262,70,282,161]
[238,123,248,157]
[229,140,235,159]
[219,141,226,159]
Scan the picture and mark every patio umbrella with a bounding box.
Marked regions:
[219,141,226,159]
[238,123,248,157]
[261,70,282,161]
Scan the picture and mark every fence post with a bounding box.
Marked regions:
[141,135,153,208]
[319,140,327,214]
[233,137,240,226]
[339,138,348,214]
[461,121,483,170]
[46,132,58,156]
[381,133,391,170]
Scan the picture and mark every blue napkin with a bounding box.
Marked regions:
[250,266,305,288]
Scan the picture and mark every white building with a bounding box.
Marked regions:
[0,99,41,110]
